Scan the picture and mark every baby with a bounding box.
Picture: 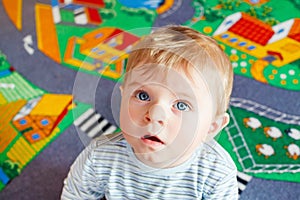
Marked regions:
[62,25,238,199]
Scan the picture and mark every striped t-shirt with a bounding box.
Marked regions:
[61,134,238,199]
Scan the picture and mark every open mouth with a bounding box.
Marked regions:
[142,135,164,144]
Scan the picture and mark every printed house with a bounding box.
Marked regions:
[12,94,72,144]
[63,27,140,79]
[213,12,300,67]
[79,27,140,78]
[80,27,140,63]
[53,0,104,25]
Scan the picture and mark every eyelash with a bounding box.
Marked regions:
[174,101,191,111]
[134,90,191,111]
[135,90,150,101]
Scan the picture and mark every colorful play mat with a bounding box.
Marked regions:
[1,0,300,194]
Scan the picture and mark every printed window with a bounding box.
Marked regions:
[239,42,247,46]
[247,45,256,50]
[230,38,238,43]
[221,34,229,39]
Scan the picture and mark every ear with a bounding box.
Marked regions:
[208,113,230,135]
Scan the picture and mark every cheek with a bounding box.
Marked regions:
[192,114,212,143]
[174,112,211,143]
[179,115,199,140]
[120,98,131,129]
[120,98,146,132]
[129,102,143,118]
[166,113,195,143]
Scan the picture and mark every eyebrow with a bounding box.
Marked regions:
[126,81,143,88]
[126,81,196,101]
[175,92,194,100]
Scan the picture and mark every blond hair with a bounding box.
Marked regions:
[125,25,233,117]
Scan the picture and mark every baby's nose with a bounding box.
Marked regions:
[145,104,167,126]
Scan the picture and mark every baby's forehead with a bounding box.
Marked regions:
[124,65,208,94]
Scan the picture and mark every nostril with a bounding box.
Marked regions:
[148,104,167,124]
[158,120,164,126]
[144,114,151,122]
[144,114,165,126]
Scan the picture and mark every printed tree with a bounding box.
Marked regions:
[0,160,20,180]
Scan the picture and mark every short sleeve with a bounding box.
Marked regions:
[61,140,105,200]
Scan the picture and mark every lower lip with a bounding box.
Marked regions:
[141,138,165,147]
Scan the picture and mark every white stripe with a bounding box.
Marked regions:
[87,119,109,138]
[237,172,252,182]
[13,113,25,121]
[80,113,101,132]
[52,6,61,23]
[64,0,72,5]
[74,108,94,126]
[1,76,14,101]
[102,126,117,135]
[238,182,246,191]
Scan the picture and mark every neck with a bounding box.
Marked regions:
[135,150,194,169]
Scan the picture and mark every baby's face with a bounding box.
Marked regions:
[119,65,214,168]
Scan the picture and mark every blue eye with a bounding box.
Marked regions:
[136,91,150,101]
[175,102,190,111]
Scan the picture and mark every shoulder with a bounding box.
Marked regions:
[87,132,129,159]
[92,132,125,146]
[195,140,238,196]
[89,132,126,150]
[201,139,236,171]
[195,139,237,185]
[198,140,238,198]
